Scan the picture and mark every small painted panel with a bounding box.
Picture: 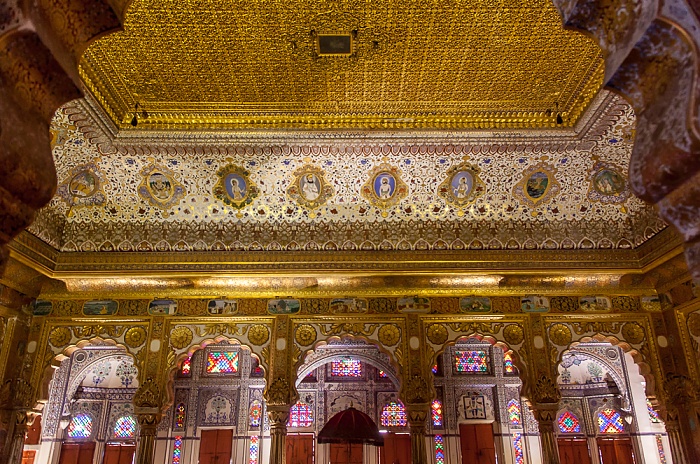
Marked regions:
[83,300,118,316]
[460,297,491,313]
[521,295,550,312]
[641,295,669,311]
[463,395,487,419]
[267,299,300,314]
[513,162,560,208]
[137,164,185,216]
[31,300,53,316]
[360,163,408,213]
[148,299,178,315]
[207,299,238,315]
[287,164,334,212]
[579,296,611,312]
[397,296,431,313]
[329,298,368,313]
[213,164,259,210]
[438,163,486,208]
[588,162,630,204]
[56,163,107,208]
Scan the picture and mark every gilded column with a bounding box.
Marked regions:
[402,314,432,464]
[662,407,688,464]
[405,401,430,464]
[530,400,560,464]
[133,379,163,464]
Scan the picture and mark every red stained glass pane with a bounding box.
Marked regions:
[206,351,239,373]
[288,402,313,427]
[507,399,521,426]
[432,400,443,427]
[380,401,407,427]
[598,409,624,434]
[558,411,581,433]
[331,358,362,377]
[454,350,488,372]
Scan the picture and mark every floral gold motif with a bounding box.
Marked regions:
[124,326,147,348]
[49,327,72,347]
[548,323,572,346]
[426,323,448,345]
[503,324,525,346]
[170,326,193,349]
[248,324,270,346]
[378,324,400,347]
[621,322,645,344]
[295,324,317,346]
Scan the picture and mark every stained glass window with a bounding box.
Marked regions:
[434,435,445,464]
[454,350,488,372]
[378,370,388,378]
[331,358,363,377]
[558,411,581,433]
[656,434,667,464]
[249,436,259,464]
[180,357,191,376]
[251,358,264,377]
[113,415,136,438]
[206,351,239,373]
[380,401,407,427]
[250,400,263,427]
[513,433,525,464]
[288,402,313,427]
[432,400,443,427]
[175,403,186,429]
[647,399,661,423]
[432,363,439,374]
[504,353,516,374]
[598,409,624,434]
[172,436,183,464]
[66,414,93,439]
[507,399,521,426]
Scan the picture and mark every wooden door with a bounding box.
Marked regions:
[286,434,314,464]
[459,424,497,464]
[103,443,136,464]
[329,443,363,464]
[199,429,233,464]
[381,433,411,464]
[597,437,635,464]
[58,442,96,464]
[21,450,36,464]
[558,437,590,464]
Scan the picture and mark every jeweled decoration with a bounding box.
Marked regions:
[175,403,186,429]
[250,400,263,427]
[558,411,581,433]
[331,358,363,377]
[513,433,525,464]
[454,350,488,373]
[181,357,191,376]
[647,399,661,423]
[598,409,624,434]
[249,436,259,464]
[67,414,93,438]
[172,436,183,464]
[432,400,443,427]
[206,351,239,373]
[113,415,137,438]
[434,435,445,464]
[380,401,407,427]
[507,399,522,426]
[504,352,516,374]
[288,402,314,427]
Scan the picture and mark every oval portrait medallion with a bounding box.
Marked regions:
[593,169,625,195]
[299,173,321,202]
[450,171,474,200]
[69,170,98,198]
[148,172,174,201]
[225,173,248,202]
[373,172,396,200]
[526,171,549,199]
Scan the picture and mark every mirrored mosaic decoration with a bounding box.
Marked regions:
[172,436,183,464]
[380,401,407,427]
[288,402,314,427]
[113,415,137,438]
[331,358,363,377]
[454,350,488,373]
[206,351,239,374]
[598,409,624,434]
[507,399,521,426]
[558,411,581,433]
[66,414,93,438]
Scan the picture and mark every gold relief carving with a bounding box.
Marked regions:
[492,297,521,313]
[621,322,645,344]
[239,299,268,315]
[548,323,572,346]
[124,327,147,348]
[687,312,700,337]
[301,299,328,315]
[550,296,578,312]
[294,324,317,347]
[53,300,81,317]
[177,299,206,316]
[532,374,561,403]
[319,322,378,337]
[169,326,193,349]
[404,375,430,403]
[51,327,73,347]
[503,324,525,346]
[248,324,270,346]
[430,298,458,313]
[612,296,641,312]
[448,322,502,335]
[426,323,448,345]
[377,324,400,347]
[72,325,126,339]
[133,378,162,409]
[118,300,146,316]
[195,323,242,337]
[571,321,622,335]
[265,377,292,405]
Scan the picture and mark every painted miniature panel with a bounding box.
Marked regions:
[330,298,368,313]
[521,295,550,313]
[579,296,611,312]
[83,300,118,316]
[397,296,431,313]
[207,299,238,315]
[267,299,300,315]
[460,297,492,313]
[149,299,177,315]
[462,394,487,420]
[31,300,53,316]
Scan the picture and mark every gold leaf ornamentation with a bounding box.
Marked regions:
[319,323,378,337]
[448,322,502,335]
[533,374,561,404]
[295,324,317,346]
[124,327,147,348]
[195,323,242,337]
[170,326,193,349]
[265,377,292,405]
[621,322,645,345]
[548,323,572,346]
[248,324,270,346]
[503,324,524,346]
[378,324,400,347]
[49,327,72,347]
[426,323,448,345]
[687,312,700,338]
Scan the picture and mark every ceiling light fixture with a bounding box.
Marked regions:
[555,102,563,125]
[130,103,149,127]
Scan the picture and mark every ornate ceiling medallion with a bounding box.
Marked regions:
[213,164,259,212]
[361,163,408,217]
[587,161,630,207]
[287,164,334,217]
[56,162,107,212]
[438,162,486,213]
[513,162,560,209]
[137,164,185,217]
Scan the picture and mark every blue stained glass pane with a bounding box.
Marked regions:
[172,436,183,464]
[206,351,239,373]
[454,350,488,372]
[380,401,407,427]
[513,433,524,464]
[598,409,624,434]
[113,415,136,438]
[66,414,93,438]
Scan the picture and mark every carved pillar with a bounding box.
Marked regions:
[405,402,429,464]
[266,405,290,464]
[531,403,560,464]
[133,379,163,464]
[663,407,689,464]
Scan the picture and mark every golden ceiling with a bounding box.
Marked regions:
[79,0,604,131]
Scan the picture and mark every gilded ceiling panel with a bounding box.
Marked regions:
[79,0,603,130]
[28,94,665,253]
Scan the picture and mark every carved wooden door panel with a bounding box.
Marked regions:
[459,423,497,464]
[597,437,635,464]
[330,443,363,464]
[199,429,233,464]
[58,442,96,464]
[381,433,411,464]
[557,437,591,464]
[286,434,314,464]
[103,443,136,464]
